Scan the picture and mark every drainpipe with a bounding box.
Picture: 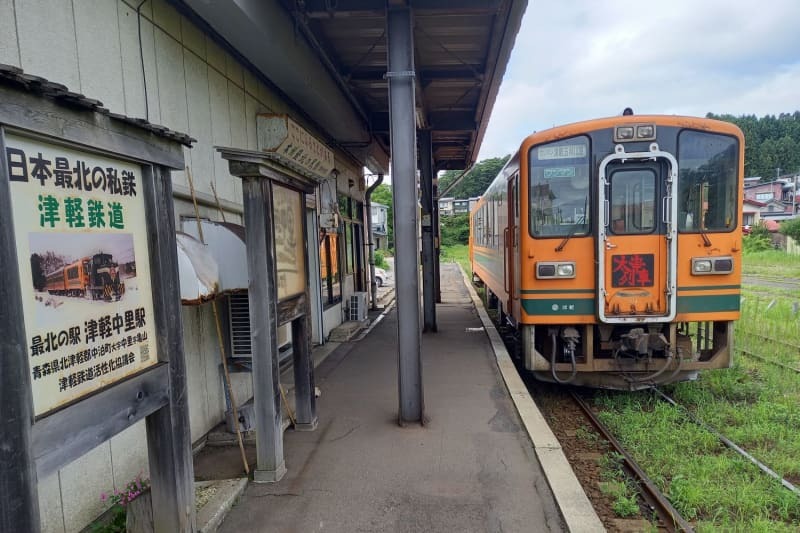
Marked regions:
[365,173,384,310]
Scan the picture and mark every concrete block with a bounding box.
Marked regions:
[74,0,125,113]
[228,81,247,148]
[152,0,181,40]
[245,94,260,151]
[117,2,146,119]
[117,8,161,123]
[182,303,212,443]
[225,52,244,89]
[37,472,65,533]
[109,420,150,490]
[183,50,215,191]
[536,447,605,533]
[243,68,259,98]
[196,478,248,533]
[206,37,226,74]
[181,14,206,60]
[16,0,79,88]
[0,1,20,67]
[58,442,114,533]
[155,28,189,132]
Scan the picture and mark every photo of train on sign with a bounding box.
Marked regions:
[43,252,126,301]
[470,114,745,389]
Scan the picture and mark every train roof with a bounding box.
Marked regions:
[517,114,744,153]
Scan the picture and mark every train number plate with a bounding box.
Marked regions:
[611,254,654,287]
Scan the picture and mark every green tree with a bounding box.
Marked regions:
[370,183,393,249]
[438,155,510,199]
[439,213,470,246]
[708,111,800,179]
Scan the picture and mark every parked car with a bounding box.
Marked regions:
[374,267,388,287]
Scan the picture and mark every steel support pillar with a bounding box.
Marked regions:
[419,129,437,332]
[242,179,286,482]
[433,178,441,303]
[387,7,424,424]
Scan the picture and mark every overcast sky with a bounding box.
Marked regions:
[478,0,800,159]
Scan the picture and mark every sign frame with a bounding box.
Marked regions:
[0,79,195,531]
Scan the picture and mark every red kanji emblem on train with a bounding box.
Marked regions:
[612,254,654,287]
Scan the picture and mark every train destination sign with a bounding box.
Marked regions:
[537,143,587,160]
[543,166,576,179]
[5,134,158,416]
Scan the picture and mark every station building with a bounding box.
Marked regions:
[0,0,523,530]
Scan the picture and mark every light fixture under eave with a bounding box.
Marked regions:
[415,107,427,129]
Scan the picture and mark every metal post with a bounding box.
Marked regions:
[0,128,40,533]
[387,7,424,424]
[419,129,437,332]
[242,179,286,482]
[433,177,441,303]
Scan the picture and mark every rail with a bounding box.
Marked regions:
[570,391,694,533]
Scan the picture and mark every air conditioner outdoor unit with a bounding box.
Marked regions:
[349,292,368,322]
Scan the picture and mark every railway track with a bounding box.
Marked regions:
[570,391,694,532]
[652,388,800,497]
[738,329,800,354]
[737,348,800,374]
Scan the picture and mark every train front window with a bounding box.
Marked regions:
[678,131,738,232]
[529,136,591,237]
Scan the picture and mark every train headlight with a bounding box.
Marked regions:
[636,125,656,139]
[691,256,734,275]
[614,124,656,142]
[556,264,575,277]
[537,261,576,279]
[614,126,635,141]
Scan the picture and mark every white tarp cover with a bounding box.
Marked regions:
[182,220,248,293]
[176,232,220,304]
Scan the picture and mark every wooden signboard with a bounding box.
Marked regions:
[0,75,195,532]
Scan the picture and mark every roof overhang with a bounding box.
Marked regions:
[174,0,527,171]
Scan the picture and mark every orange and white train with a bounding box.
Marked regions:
[470,114,744,389]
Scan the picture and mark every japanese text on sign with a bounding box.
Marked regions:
[6,134,158,416]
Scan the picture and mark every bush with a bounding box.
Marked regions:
[743,221,774,254]
[374,249,389,269]
[779,217,800,242]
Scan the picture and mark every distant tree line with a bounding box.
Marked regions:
[438,156,510,199]
[707,111,800,180]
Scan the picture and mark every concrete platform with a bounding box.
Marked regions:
[216,264,599,532]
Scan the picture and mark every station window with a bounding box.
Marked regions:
[320,231,341,306]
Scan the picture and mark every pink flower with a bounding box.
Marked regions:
[100,492,107,502]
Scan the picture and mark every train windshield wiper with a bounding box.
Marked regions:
[555,217,585,252]
[698,225,712,247]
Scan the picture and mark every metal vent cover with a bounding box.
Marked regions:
[228,293,252,358]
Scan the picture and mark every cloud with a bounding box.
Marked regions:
[479,0,800,159]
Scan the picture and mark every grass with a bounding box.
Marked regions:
[440,244,471,276]
[742,249,800,279]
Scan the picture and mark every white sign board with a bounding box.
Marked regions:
[6,134,159,416]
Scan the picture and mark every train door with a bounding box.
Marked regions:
[597,147,678,323]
